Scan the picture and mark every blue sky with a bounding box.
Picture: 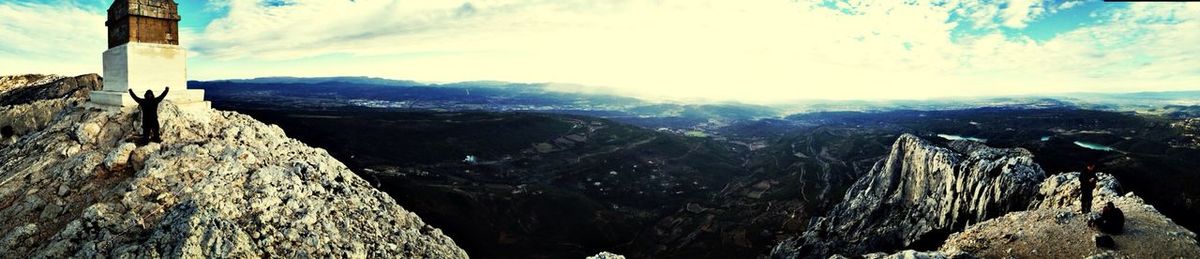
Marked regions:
[1,0,1197,102]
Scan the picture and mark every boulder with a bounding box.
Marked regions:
[103,142,137,171]
[587,251,627,259]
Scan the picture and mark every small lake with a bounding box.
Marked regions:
[1040,136,1051,141]
[937,134,987,143]
[1074,141,1115,152]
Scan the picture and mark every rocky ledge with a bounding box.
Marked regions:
[838,172,1200,258]
[772,134,1048,258]
[0,75,467,258]
[773,134,1200,258]
[938,172,1200,258]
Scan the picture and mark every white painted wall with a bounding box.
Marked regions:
[91,42,204,107]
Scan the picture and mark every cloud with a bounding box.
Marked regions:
[191,0,985,100]
[191,0,1200,101]
[0,2,106,76]
[998,0,1046,28]
[1057,1,1083,11]
[2,0,1197,102]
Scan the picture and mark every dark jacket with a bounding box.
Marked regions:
[129,88,169,125]
[1099,205,1125,234]
[1081,170,1097,188]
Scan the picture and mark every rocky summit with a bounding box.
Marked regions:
[939,172,1200,258]
[0,75,467,258]
[772,134,1047,258]
[772,134,1200,258]
[825,172,1200,259]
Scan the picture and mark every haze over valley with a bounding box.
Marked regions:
[193,76,1200,258]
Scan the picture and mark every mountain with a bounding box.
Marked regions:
[190,78,782,129]
[209,76,423,86]
[771,134,1047,257]
[0,74,466,257]
[833,172,1200,258]
[939,172,1200,258]
[770,134,1200,258]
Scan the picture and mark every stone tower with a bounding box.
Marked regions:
[89,0,208,109]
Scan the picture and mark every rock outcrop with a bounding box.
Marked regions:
[586,251,627,259]
[0,74,101,106]
[772,134,1047,258]
[854,173,1200,258]
[0,74,102,139]
[0,75,467,258]
[773,143,1200,259]
[940,172,1200,258]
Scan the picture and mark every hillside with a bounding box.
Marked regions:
[939,172,1200,258]
[232,108,752,258]
[0,74,467,257]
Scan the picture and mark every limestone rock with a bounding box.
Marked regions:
[0,74,467,258]
[73,122,100,145]
[129,142,161,171]
[587,251,627,259]
[1,74,100,145]
[772,134,1047,258]
[0,74,100,106]
[938,174,1200,258]
[858,250,968,259]
[0,223,38,252]
[103,142,137,171]
[1029,171,1122,212]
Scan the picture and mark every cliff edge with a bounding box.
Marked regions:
[938,172,1200,258]
[772,134,1200,258]
[773,134,1047,257]
[0,74,467,258]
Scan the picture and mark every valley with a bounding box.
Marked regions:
[200,79,1200,258]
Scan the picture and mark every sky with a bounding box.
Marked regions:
[0,0,1198,102]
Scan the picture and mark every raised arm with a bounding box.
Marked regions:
[154,87,170,102]
[128,89,144,103]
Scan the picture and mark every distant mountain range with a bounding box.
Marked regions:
[209,76,424,86]
[192,76,1200,116]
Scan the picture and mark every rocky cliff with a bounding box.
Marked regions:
[939,172,1200,258]
[0,74,102,138]
[772,134,1047,258]
[0,75,467,258]
[772,133,1200,258]
[839,172,1200,258]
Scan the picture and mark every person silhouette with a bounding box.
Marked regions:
[1,125,14,145]
[1096,202,1125,234]
[129,87,169,144]
[1080,164,1098,213]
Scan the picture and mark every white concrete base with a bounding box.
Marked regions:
[83,97,210,113]
[88,42,207,110]
[90,88,206,107]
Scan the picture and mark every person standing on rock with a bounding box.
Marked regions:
[1080,164,1098,213]
[129,87,169,144]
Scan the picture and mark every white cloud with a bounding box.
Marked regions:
[1057,1,1082,11]
[998,0,1045,28]
[2,1,1198,102]
[0,2,106,76]
[191,0,985,101]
